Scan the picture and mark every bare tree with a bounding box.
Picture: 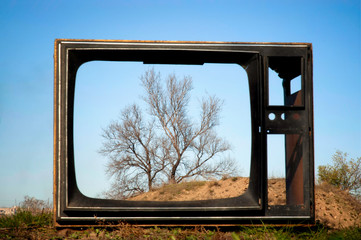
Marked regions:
[19,196,52,214]
[100,104,169,198]
[100,69,235,199]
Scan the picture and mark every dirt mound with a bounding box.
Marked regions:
[130,177,361,229]
[130,177,249,201]
[315,183,361,228]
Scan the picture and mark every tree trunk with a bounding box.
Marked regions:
[148,174,153,191]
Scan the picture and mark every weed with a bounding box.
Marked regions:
[69,231,82,239]
[209,181,221,187]
[231,231,241,240]
[0,208,52,228]
[221,174,230,180]
[155,181,206,196]
[232,177,238,182]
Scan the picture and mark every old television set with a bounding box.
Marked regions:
[54,40,314,226]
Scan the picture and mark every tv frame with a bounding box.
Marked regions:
[54,40,314,226]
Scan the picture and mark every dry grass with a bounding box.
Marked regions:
[130,181,207,201]
[130,177,249,201]
[1,220,361,240]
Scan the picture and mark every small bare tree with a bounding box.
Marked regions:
[19,196,52,214]
[100,69,235,199]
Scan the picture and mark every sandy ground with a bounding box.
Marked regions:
[130,177,361,229]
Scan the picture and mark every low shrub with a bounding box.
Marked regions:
[318,151,361,197]
[0,208,52,229]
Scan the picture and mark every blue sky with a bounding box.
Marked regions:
[0,0,360,206]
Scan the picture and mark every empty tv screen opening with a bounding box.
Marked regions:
[74,62,252,202]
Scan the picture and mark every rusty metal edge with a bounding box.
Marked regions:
[54,223,316,229]
[54,39,312,46]
[53,39,58,226]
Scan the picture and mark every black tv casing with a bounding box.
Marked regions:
[54,40,314,226]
